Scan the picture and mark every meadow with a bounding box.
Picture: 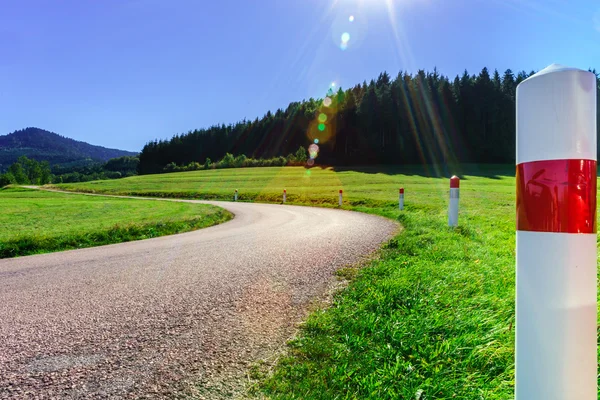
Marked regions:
[0,187,231,258]
[51,164,528,399]
[53,164,514,206]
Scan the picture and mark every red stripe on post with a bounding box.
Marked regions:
[339,189,343,194]
[516,159,597,233]
[450,176,460,188]
[399,188,404,194]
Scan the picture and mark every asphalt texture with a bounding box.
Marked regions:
[0,197,398,399]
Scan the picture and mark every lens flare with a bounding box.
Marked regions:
[307,159,315,167]
[318,123,326,131]
[308,143,319,159]
[330,12,367,53]
[323,97,332,107]
[318,113,327,123]
[308,144,319,160]
[340,32,351,50]
[314,139,319,144]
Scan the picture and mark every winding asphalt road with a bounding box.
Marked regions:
[0,196,397,399]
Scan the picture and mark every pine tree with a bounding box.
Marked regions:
[137,65,600,173]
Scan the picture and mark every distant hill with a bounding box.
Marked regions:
[0,128,137,170]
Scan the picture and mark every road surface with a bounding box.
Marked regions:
[0,197,397,399]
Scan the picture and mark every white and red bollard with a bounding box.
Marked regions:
[448,176,459,227]
[399,188,404,210]
[283,189,287,203]
[338,189,343,206]
[234,189,238,202]
[515,64,597,399]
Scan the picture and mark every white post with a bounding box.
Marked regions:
[448,176,459,227]
[399,188,404,210]
[283,189,287,203]
[234,189,238,202]
[338,189,343,206]
[515,64,597,399]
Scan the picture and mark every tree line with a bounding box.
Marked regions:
[0,156,52,187]
[51,156,139,183]
[138,67,600,174]
[162,147,308,173]
[0,156,139,187]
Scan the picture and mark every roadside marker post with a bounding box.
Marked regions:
[448,176,459,227]
[234,189,238,202]
[399,188,404,210]
[339,189,343,207]
[283,189,287,203]
[515,64,597,399]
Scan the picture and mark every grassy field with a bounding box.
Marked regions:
[51,165,525,398]
[0,187,231,258]
[52,164,513,207]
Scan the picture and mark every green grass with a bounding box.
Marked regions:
[53,165,520,398]
[257,205,515,399]
[0,187,232,258]
[52,164,513,207]
[46,163,600,398]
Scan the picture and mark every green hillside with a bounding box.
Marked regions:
[0,127,137,171]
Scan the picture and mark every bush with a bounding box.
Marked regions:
[246,158,260,168]
[104,171,122,179]
[234,154,247,168]
[295,146,308,163]
[0,172,16,187]
[158,150,310,174]
[57,172,82,183]
[186,162,202,171]
[163,162,179,173]
[218,153,235,168]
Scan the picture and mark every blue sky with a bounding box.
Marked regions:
[1,0,599,151]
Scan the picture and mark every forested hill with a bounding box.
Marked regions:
[0,128,137,170]
[138,67,600,174]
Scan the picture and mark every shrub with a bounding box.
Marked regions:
[234,154,247,168]
[163,162,179,173]
[0,172,16,187]
[220,153,235,168]
[159,150,311,174]
[105,171,122,179]
[295,146,308,163]
[186,162,202,171]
